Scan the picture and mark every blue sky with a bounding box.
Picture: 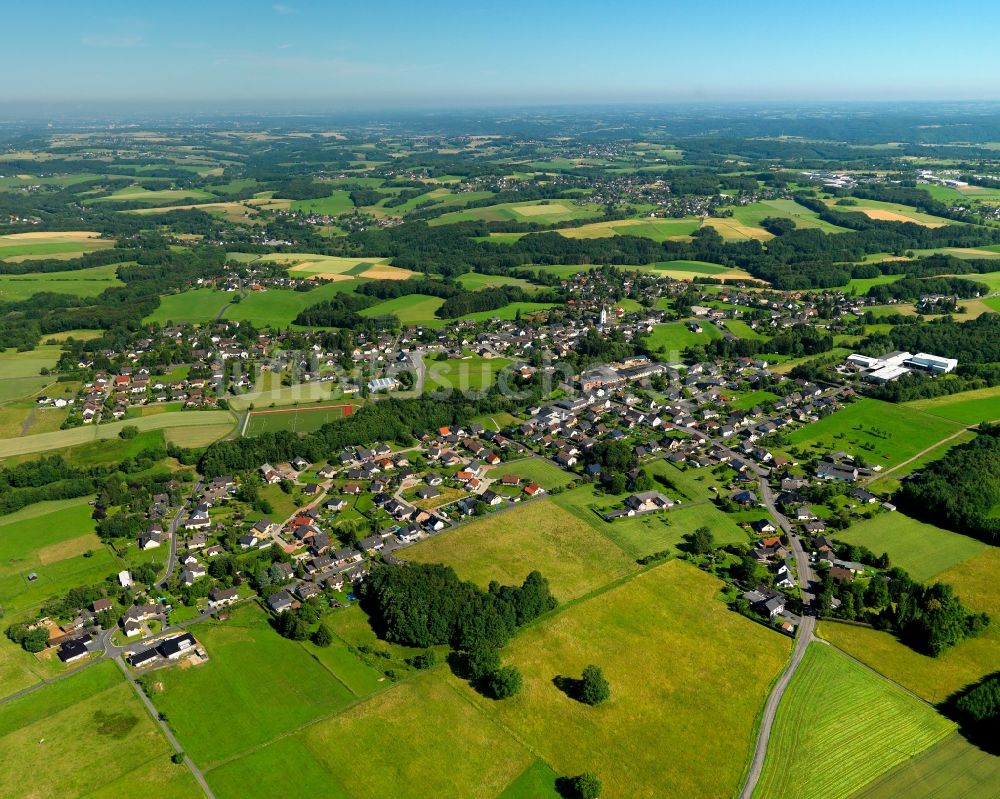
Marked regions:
[3,0,998,108]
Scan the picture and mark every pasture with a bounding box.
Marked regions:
[224,282,360,328]
[782,399,964,468]
[456,272,540,292]
[401,498,636,602]
[0,660,200,799]
[556,217,700,241]
[642,320,721,356]
[834,513,986,582]
[0,263,123,301]
[423,356,512,392]
[460,301,557,322]
[0,410,236,459]
[460,561,791,799]
[851,732,1000,799]
[732,198,850,233]
[90,185,216,204]
[429,199,603,226]
[360,294,446,325]
[0,231,114,261]
[832,198,953,227]
[149,603,362,766]
[633,259,757,282]
[489,456,575,490]
[700,217,773,240]
[752,643,954,799]
[144,287,232,325]
[290,190,355,216]
[245,404,352,436]
[905,386,1000,425]
[163,423,235,448]
[818,547,1000,704]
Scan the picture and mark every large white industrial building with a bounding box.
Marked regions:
[845,351,957,383]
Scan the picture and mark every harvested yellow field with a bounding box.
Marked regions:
[37,533,102,565]
[514,202,574,216]
[858,208,947,227]
[0,231,102,241]
[360,264,416,280]
[701,218,773,240]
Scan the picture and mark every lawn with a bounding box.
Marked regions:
[150,603,360,766]
[551,483,748,559]
[145,287,232,325]
[904,386,1000,425]
[834,513,986,582]
[461,560,791,799]
[782,399,965,468]
[402,499,636,602]
[851,732,1000,799]
[0,263,123,301]
[752,643,954,799]
[0,659,201,799]
[818,548,1000,704]
[245,404,351,435]
[0,410,235,459]
[489,456,575,490]
[642,320,721,357]
[424,356,513,393]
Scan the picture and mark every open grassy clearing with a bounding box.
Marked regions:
[359,293,445,325]
[831,198,953,227]
[642,319,721,356]
[627,259,757,282]
[163,423,235,448]
[460,560,790,799]
[0,659,200,799]
[0,263,123,301]
[782,398,965,468]
[0,410,235,459]
[223,281,361,328]
[0,231,113,261]
[290,190,355,216]
[0,404,70,439]
[245,404,350,435]
[227,380,355,412]
[0,345,62,379]
[402,499,636,602]
[869,430,976,494]
[285,255,395,280]
[752,643,954,799]
[700,216,773,240]
[834,513,986,582]
[424,356,513,392]
[144,287,232,325]
[489,456,575,490]
[819,548,1000,705]
[850,732,1000,799]
[461,301,557,322]
[904,386,1000,425]
[456,272,540,291]
[733,198,851,233]
[429,199,603,226]
[90,185,217,204]
[150,603,364,767]
[556,217,700,241]
[552,483,748,559]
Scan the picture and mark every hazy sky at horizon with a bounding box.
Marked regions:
[4,0,998,108]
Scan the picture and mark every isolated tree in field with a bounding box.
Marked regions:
[557,772,602,799]
[487,665,523,699]
[312,624,333,648]
[683,525,715,555]
[580,665,610,706]
[118,425,139,440]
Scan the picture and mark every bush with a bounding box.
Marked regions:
[171,752,185,764]
[556,772,602,799]
[486,665,523,699]
[119,425,139,440]
[312,624,333,647]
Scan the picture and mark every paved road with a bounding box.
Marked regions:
[115,656,216,798]
[159,481,202,589]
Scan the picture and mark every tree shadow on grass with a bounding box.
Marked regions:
[552,674,585,702]
[938,671,1000,756]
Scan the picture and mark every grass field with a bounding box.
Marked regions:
[851,732,1000,799]
[424,356,513,392]
[91,185,216,204]
[643,320,721,356]
[456,272,540,292]
[783,399,965,468]
[489,457,575,490]
[0,263,123,301]
[291,190,355,216]
[819,548,1000,704]
[556,217,700,241]
[0,231,114,261]
[460,560,790,799]
[0,659,201,799]
[835,198,954,227]
[701,216,773,240]
[752,643,954,799]
[223,282,361,328]
[402,499,636,602]
[429,199,603,226]
[360,294,446,325]
[245,404,350,435]
[732,198,850,234]
[145,288,232,325]
[724,319,767,340]
[904,386,1000,425]
[551,483,748,559]
[0,497,121,619]
[151,603,366,767]
[0,410,235,459]
[834,513,986,582]
[459,302,558,323]
[163,422,235,448]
